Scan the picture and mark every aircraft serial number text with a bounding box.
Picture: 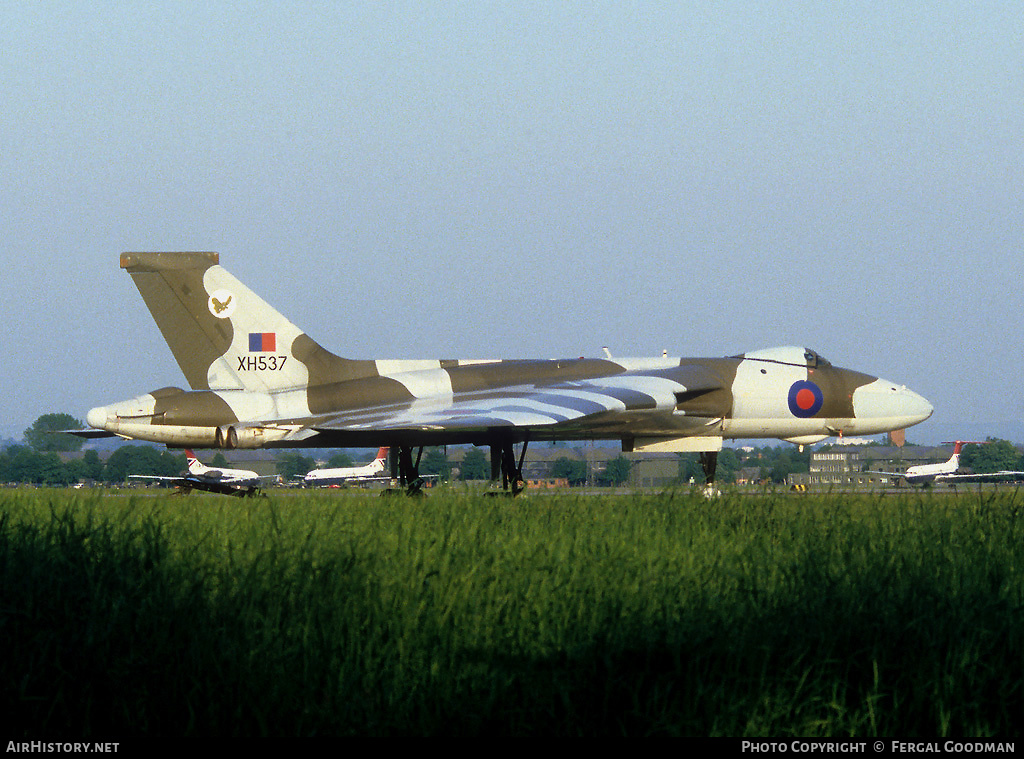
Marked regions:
[238,355,288,371]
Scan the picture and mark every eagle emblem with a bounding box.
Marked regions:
[207,289,236,318]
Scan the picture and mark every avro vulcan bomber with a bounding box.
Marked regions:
[82,253,932,493]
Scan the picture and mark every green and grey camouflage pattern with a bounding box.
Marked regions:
[83,253,932,490]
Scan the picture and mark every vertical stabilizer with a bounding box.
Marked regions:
[185,450,207,475]
[120,252,368,394]
[121,253,226,390]
[944,440,985,469]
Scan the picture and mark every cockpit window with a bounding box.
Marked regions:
[804,350,831,368]
[733,346,833,367]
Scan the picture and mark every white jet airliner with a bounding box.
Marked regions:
[867,441,1024,485]
[130,450,278,496]
[303,447,391,487]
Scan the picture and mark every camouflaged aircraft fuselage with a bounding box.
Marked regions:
[84,252,932,456]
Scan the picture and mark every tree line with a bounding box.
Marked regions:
[0,412,820,488]
[0,445,187,486]
[13,413,1022,489]
[2,409,808,487]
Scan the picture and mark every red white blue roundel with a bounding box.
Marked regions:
[788,380,823,418]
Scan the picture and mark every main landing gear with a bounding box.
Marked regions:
[385,439,530,496]
[388,446,427,496]
[700,451,721,498]
[486,439,528,496]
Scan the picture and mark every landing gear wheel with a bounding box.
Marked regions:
[488,438,529,496]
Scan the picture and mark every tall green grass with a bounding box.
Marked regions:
[1,487,1021,736]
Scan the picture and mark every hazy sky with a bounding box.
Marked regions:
[3,2,1022,444]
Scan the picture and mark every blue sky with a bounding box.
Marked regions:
[2,2,1022,444]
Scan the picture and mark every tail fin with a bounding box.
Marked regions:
[943,440,985,467]
[185,449,206,474]
[120,252,369,393]
[373,447,389,471]
[944,440,984,455]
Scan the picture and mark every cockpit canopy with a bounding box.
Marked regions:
[733,346,832,368]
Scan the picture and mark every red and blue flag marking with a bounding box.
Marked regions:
[249,332,277,352]
[788,380,823,418]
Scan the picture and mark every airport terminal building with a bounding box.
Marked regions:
[789,444,953,488]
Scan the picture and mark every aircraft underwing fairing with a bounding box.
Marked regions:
[83,252,933,493]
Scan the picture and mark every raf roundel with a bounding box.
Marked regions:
[788,380,824,418]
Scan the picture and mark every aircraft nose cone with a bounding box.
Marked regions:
[903,388,934,424]
[86,406,110,429]
[853,379,933,432]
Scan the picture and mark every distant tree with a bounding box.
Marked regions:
[597,455,631,486]
[210,452,230,468]
[159,450,187,475]
[103,446,169,482]
[787,445,811,472]
[420,447,452,480]
[65,456,86,482]
[551,457,588,486]
[678,453,704,484]
[134,447,165,475]
[327,451,354,468]
[770,452,795,483]
[277,452,316,480]
[961,439,1023,473]
[24,413,85,452]
[0,445,72,485]
[79,449,104,481]
[716,449,740,483]
[36,452,73,485]
[460,448,490,480]
[678,450,742,485]
[2,446,33,482]
[0,448,12,482]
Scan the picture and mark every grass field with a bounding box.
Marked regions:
[1,486,1022,736]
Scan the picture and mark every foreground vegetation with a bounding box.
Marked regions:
[1,487,1022,736]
